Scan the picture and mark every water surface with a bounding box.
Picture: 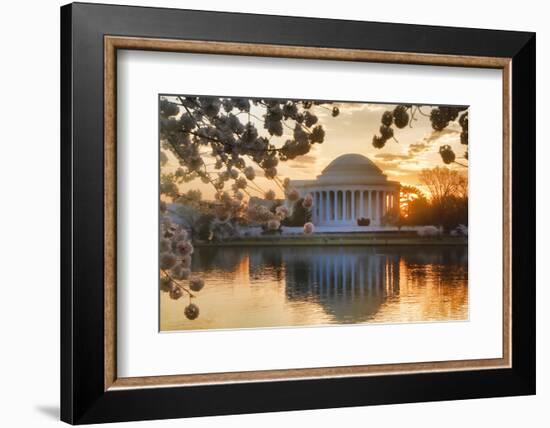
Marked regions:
[160,245,468,331]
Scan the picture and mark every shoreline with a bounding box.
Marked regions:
[194,233,467,247]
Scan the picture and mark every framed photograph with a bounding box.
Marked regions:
[61,2,535,424]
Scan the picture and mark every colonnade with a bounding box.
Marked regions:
[309,189,399,226]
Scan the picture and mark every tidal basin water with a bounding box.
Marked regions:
[160,245,468,331]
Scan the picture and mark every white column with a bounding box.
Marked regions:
[317,192,321,223]
[325,191,329,222]
[343,191,347,221]
[378,191,381,221]
[313,191,318,223]
[351,191,355,221]
[333,191,338,222]
[317,191,321,221]
[360,191,365,218]
[377,191,381,222]
[325,191,330,223]
[370,190,378,221]
[346,190,353,220]
[338,190,342,221]
[341,190,344,221]
[313,190,321,224]
[333,192,336,221]
[328,191,331,222]
[338,191,342,222]
[311,191,315,223]
[320,192,323,223]
[318,191,324,223]
[379,191,383,220]
[329,191,333,222]
[327,191,331,222]
[324,192,327,221]
[311,191,314,223]
[368,191,373,221]
[370,190,377,221]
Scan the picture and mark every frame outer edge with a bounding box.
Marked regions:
[510,33,536,392]
[60,3,75,424]
[63,3,536,423]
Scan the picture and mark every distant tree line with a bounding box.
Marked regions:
[384,166,468,232]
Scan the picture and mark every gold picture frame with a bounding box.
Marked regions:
[103,35,512,391]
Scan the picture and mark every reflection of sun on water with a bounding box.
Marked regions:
[160,246,468,332]
[235,255,249,284]
[373,258,468,323]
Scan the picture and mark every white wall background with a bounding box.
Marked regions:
[0,0,546,427]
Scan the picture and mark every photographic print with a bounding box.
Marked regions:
[159,96,469,331]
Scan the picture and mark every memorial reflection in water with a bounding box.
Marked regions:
[160,245,468,331]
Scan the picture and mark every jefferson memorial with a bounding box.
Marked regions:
[291,154,400,227]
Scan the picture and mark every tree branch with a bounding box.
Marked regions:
[161,269,195,298]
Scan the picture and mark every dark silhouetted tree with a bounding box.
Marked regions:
[372,105,468,166]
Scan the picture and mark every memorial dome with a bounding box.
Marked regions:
[317,153,387,184]
[289,152,400,227]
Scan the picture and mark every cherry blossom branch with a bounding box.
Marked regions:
[161,269,195,297]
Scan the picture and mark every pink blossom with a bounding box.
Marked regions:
[171,263,191,280]
[169,286,183,300]
[160,252,177,270]
[173,230,188,242]
[267,219,280,231]
[176,240,194,256]
[189,277,205,292]
[275,205,289,220]
[264,167,277,179]
[264,189,276,200]
[243,166,256,180]
[160,276,172,292]
[235,177,247,189]
[159,238,171,252]
[302,194,313,209]
[248,205,273,223]
[303,222,315,235]
[286,188,300,202]
[184,303,200,320]
[180,255,192,269]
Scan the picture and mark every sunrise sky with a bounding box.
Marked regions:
[161,98,467,200]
